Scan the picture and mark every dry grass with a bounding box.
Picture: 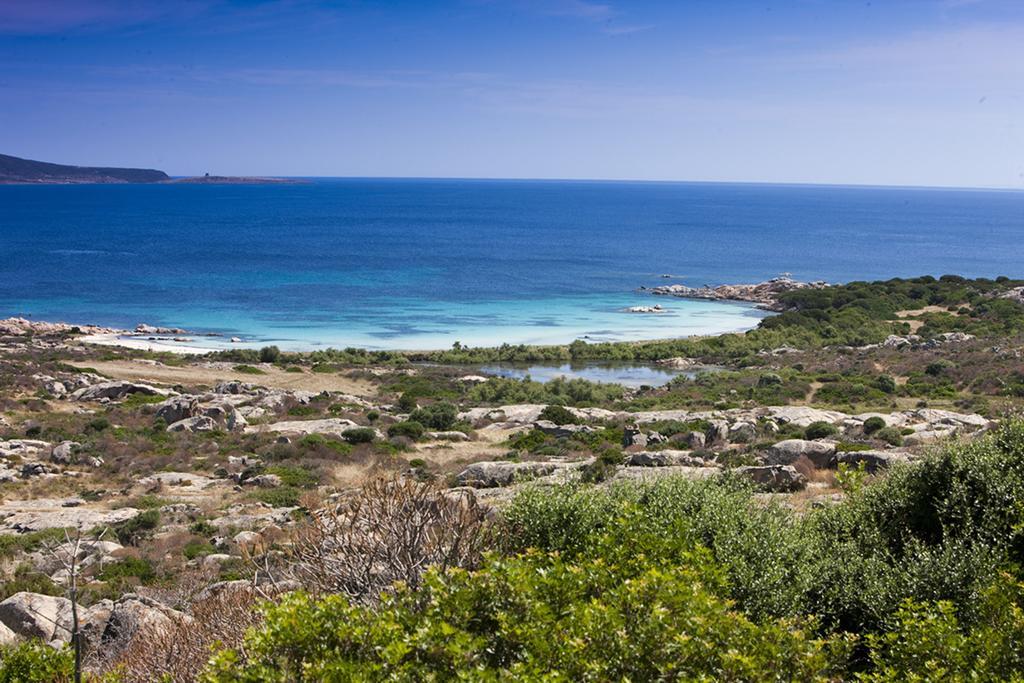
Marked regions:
[66,358,377,396]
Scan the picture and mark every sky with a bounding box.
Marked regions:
[1,0,1022,187]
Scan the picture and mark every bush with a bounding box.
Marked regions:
[804,421,839,440]
[113,508,160,546]
[397,393,418,412]
[341,427,376,444]
[876,374,897,394]
[863,416,887,434]
[259,345,282,363]
[537,404,577,425]
[387,421,425,440]
[0,641,73,682]
[874,426,904,446]
[205,534,843,681]
[408,402,458,431]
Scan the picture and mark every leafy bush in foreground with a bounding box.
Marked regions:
[205,524,845,682]
[200,421,1024,681]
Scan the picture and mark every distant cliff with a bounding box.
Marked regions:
[0,153,169,184]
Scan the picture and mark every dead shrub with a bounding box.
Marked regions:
[96,583,269,683]
[269,474,491,600]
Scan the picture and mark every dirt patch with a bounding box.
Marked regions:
[67,360,376,396]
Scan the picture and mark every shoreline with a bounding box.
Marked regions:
[2,285,785,355]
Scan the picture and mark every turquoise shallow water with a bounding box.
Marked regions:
[1,179,1021,350]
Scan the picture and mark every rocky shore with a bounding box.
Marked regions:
[642,276,828,311]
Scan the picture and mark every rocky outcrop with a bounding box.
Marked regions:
[246,417,359,438]
[102,594,189,643]
[626,450,709,467]
[644,277,827,311]
[735,465,807,492]
[763,439,836,467]
[155,396,199,424]
[71,381,172,402]
[166,415,217,433]
[0,592,80,644]
[454,461,579,488]
[832,450,910,473]
[0,499,141,533]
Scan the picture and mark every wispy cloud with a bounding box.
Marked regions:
[0,0,208,34]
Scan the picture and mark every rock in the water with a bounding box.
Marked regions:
[735,465,807,492]
[0,592,79,644]
[763,439,836,468]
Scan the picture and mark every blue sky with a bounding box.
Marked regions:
[1,0,1022,187]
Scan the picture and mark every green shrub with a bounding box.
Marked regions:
[862,575,1024,682]
[98,556,157,585]
[874,426,904,446]
[0,641,73,682]
[863,416,887,434]
[265,465,320,488]
[113,508,160,546]
[537,404,577,425]
[876,374,897,394]
[408,402,458,431]
[251,486,302,508]
[397,393,418,412]
[204,536,843,682]
[508,428,549,452]
[341,427,376,444]
[804,421,839,440]
[233,364,265,375]
[259,345,281,363]
[387,421,425,440]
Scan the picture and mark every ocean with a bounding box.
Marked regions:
[1,179,1022,351]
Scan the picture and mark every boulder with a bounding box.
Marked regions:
[832,450,908,473]
[49,441,81,465]
[626,450,704,467]
[735,465,806,492]
[533,420,597,438]
[155,396,199,424]
[455,461,573,488]
[0,619,17,646]
[763,439,836,468]
[426,431,470,442]
[71,381,172,402]
[166,415,217,433]
[728,421,757,443]
[0,592,79,644]
[622,426,648,449]
[766,406,846,428]
[248,418,358,438]
[215,381,256,395]
[102,594,189,644]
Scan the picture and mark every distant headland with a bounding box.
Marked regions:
[0,153,297,185]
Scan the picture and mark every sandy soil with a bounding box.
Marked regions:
[67,359,377,396]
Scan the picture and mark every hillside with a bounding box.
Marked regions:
[0,152,169,184]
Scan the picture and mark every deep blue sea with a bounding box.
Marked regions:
[1,179,1022,351]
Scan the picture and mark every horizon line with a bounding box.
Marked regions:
[167,174,1024,193]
